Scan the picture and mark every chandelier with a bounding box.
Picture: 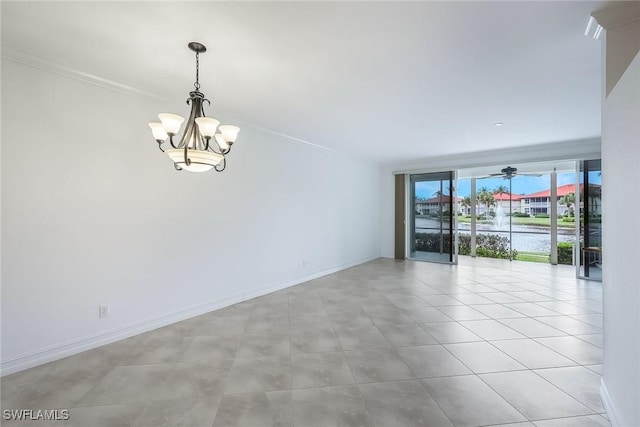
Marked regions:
[148,42,240,172]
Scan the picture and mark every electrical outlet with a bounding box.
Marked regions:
[99,305,110,318]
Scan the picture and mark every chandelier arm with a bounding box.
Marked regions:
[214,157,227,172]
[196,99,208,151]
[197,129,206,151]
[207,143,223,155]
[178,93,202,149]
[169,135,177,149]
[182,120,195,166]
[183,144,191,166]
[157,142,166,153]
[174,163,183,171]
[204,137,213,151]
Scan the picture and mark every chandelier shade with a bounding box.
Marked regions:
[148,123,169,141]
[149,42,240,172]
[219,125,240,143]
[157,113,185,135]
[215,134,229,151]
[194,117,220,138]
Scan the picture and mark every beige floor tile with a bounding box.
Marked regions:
[422,375,526,427]
[360,380,453,426]
[225,356,291,394]
[292,385,373,427]
[291,352,355,388]
[480,370,593,420]
[534,366,605,413]
[344,348,415,383]
[491,339,577,369]
[3,258,607,427]
[397,345,471,378]
[444,342,526,373]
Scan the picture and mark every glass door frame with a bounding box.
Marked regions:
[406,170,458,265]
[576,159,602,281]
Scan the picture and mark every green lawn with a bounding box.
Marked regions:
[456,215,575,228]
[515,251,550,263]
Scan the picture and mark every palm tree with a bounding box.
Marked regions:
[493,185,509,214]
[476,187,495,217]
[589,185,602,214]
[484,191,496,214]
[494,185,509,198]
[461,196,471,215]
[476,187,486,216]
[559,192,576,216]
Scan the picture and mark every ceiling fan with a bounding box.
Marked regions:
[480,166,541,180]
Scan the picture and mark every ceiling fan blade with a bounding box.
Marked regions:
[476,173,504,178]
[474,170,542,179]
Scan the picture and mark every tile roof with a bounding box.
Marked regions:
[524,183,599,198]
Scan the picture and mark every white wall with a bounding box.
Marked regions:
[1,60,381,374]
[601,43,640,427]
[379,164,397,259]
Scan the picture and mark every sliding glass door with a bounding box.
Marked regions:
[409,171,455,263]
[578,159,602,280]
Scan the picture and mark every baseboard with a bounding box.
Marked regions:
[600,378,624,427]
[1,255,379,376]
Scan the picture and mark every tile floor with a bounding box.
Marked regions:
[1,257,608,426]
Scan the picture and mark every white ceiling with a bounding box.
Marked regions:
[1,1,605,164]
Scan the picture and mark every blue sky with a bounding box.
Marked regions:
[415,172,601,199]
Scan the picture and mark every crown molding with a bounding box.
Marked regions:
[1,48,170,102]
[1,48,335,155]
[592,2,640,30]
[591,3,640,96]
[239,122,336,153]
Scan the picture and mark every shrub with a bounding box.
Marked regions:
[458,234,471,255]
[457,233,517,259]
[512,212,530,217]
[557,242,573,265]
[414,233,452,254]
[561,217,575,223]
[535,214,550,218]
[476,234,518,259]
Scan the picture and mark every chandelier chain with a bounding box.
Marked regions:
[194,52,200,90]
